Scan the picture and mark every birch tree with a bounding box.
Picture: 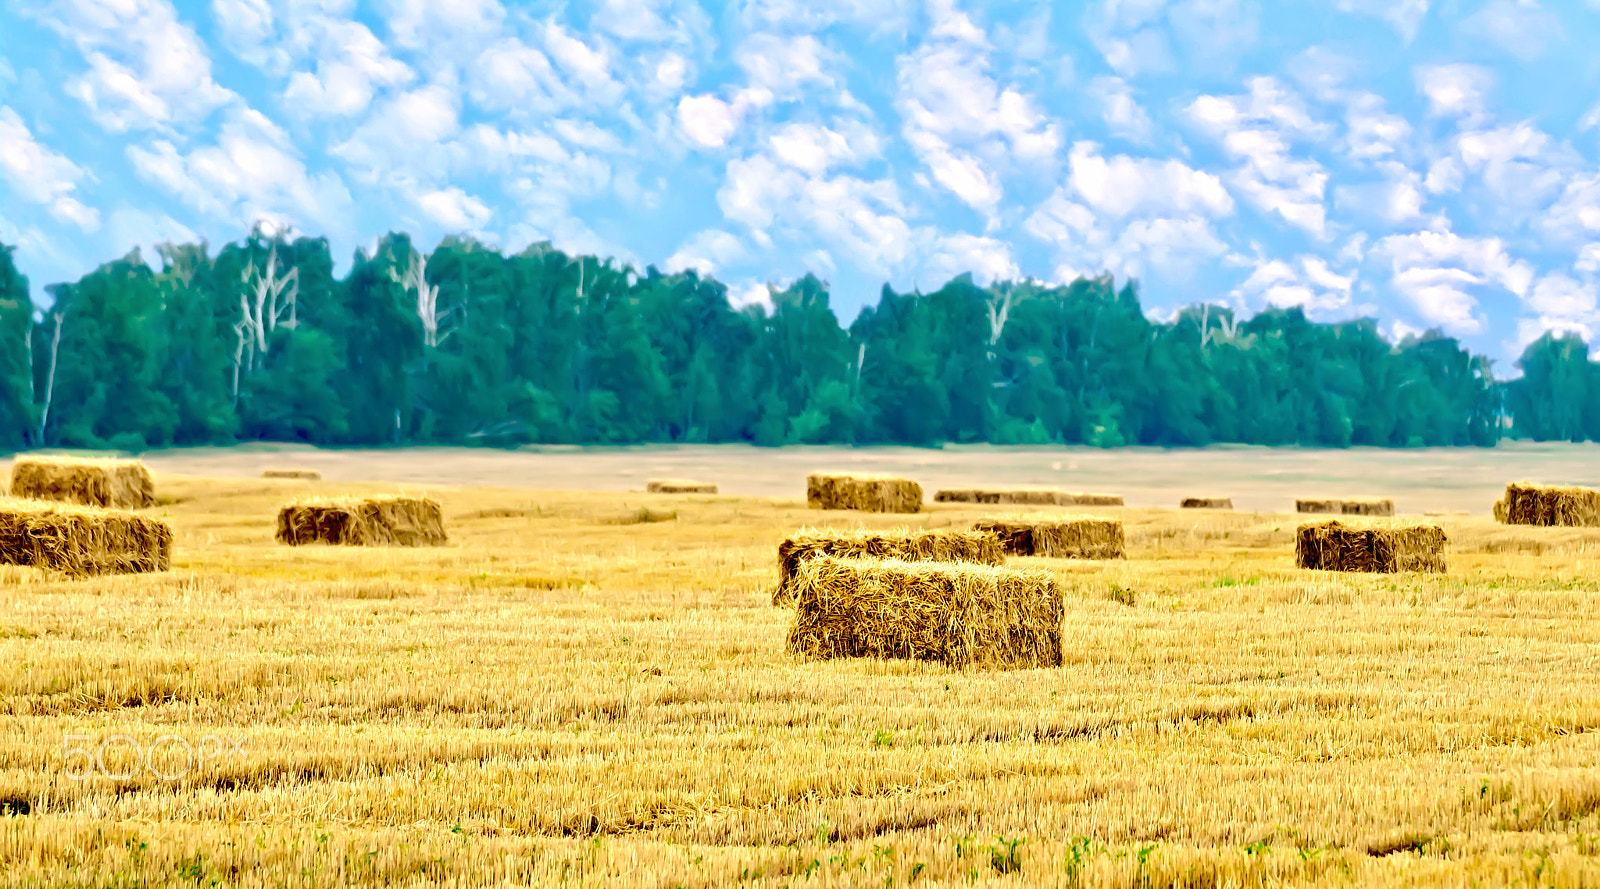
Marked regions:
[387,247,450,348]
[232,236,300,400]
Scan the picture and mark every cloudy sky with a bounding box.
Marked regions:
[2,0,1599,367]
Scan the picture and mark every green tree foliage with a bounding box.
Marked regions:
[0,228,1589,451]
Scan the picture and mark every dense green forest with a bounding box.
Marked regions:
[0,225,1594,451]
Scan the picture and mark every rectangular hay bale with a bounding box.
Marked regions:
[276,496,447,547]
[933,489,984,503]
[1296,499,1341,514]
[785,555,1063,670]
[646,479,718,494]
[0,499,171,576]
[806,472,923,513]
[1181,497,1233,509]
[1295,519,1446,574]
[1058,492,1124,506]
[10,456,155,509]
[1501,482,1600,527]
[972,516,1125,559]
[262,469,322,481]
[1340,498,1394,517]
[772,527,1006,605]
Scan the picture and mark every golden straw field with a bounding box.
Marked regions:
[3,455,1600,887]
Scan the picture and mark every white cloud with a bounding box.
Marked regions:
[737,0,914,34]
[1092,77,1153,142]
[1230,255,1356,315]
[36,0,235,131]
[1373,230,1535,334]
[1186,78,1332,236]
[736,34,836,99]
[1452,122,1568,210]
[664,229,745,275]
[0,107,100,231]
[677,94,745,148]
[1415,64,1493,121]
[919,233,1019,286]
[380,0,505,49]
[1343,93,1411,160]
[281,17,412,117]
[1333,162,1427,226]
[329,85,461,181]
[470,38,581,114]
[126,105,353,232]
[107,207,199,261]
[1461,0,1559,61]
[1335,0,1431,41]
[417,187,492,230]
[543,21,620,97]
[768,121,880,175]
[1066,142,1234,220]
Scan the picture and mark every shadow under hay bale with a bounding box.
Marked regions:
[972,516,1125,559]
[1295,520,1446,574]
[806,473,922,513]
[1501,482,1600,527]
[262,469,321,481]
[785,555,1063,670]
[772,528,1005,605]
[276,496,447,547]
[0,499,171,576]
[1181,497,1233,510]
[646,479,718,494]
[10,456,155,509]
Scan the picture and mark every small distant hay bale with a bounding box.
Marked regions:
[262,469,321,481]
[0,499,171,576]
[1058,492,1124,506]
[1295,519,1446,574]
[933,489,984,503]
[772,527,1005,604]
[1492,499,1509,523]
[994,489,1062,505]
[276,496,447,547]
[1181,497,1233,510]
[646,479,718,494]
[1501,482,1600,527]
[1296,499,1341,514]
[806,473,922,513]
[10,456,155,509]
[972,516,1125,559]
[785,556,1063,670]
[1341,498,1395,517]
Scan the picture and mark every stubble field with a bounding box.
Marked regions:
[3,446,1600,887]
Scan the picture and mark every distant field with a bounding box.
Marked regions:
[135,440,1600,515]
[1,455,1600,885]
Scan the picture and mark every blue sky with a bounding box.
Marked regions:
[2,0,1599,369]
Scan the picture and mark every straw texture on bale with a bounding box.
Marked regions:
[646,479,718,494]
[10,456,155,509]
[1493,498,1509,523]
[1180,497,1233,510]
[1500,482,1600,527]
[771,527,1005,605]
[806,473,923,513]
[262,469,322,480]
[972,516,1125,559]
[1340,498,1395,517]
[276,496,447,547]
[933,489,985,503]
[785,555,1063,670]
[0,499,171,576]
[1295,520,1446,574]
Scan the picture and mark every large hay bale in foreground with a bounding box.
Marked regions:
[10,456,155,509]
[972,516,1125,559]
[786,556,1063,670]
[772,527,1005,604]
[1058,492,1124,506]
[646,479,718,494]
[276,496,447,547]
[1340,498,1394,517]
[806,473,922,513]
[1501,482,1600,527]
[1181,497,1233,510]
[1296,520,1446,574]
[262,469,321,481]
[0,499,171,576]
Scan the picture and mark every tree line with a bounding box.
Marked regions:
[0,225,1593,452]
